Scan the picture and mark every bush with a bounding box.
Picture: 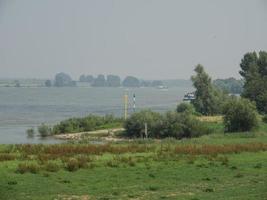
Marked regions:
[0,153,16,161]
[26,128,35,138]
[124,110,211,139]
[38,124,52,137]
[17,162,40,174]
[124,110,162,138]
[65,158,79,172]
[223,98,259,132]
[176,102,195,114]
[52,114,122,134]
[44,161,60,172]
[159,112,211,139]
[262,115,267,123]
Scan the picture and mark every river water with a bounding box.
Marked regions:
[0,86,192,144]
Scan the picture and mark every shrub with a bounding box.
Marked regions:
[176,102,195,114]
[26,128,35,138]
[159,112,211,139]
[76,155,90,168]
[0,153,16,161]
[17,162,40,174]
[38,124,52,137]
[124,110,162,138]
[52,114,122,134]
[124,110,211,139]
[223,98,259,132]
[262,115,267,123]
[44,161,60,172]
[65,158,79,172]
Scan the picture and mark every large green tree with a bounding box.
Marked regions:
[191,64,224,115]
[122,76,140,87]
[106,75,121,87]
[240,51,267,113]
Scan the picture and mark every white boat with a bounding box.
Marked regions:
[183,92,195,101]
[157,85,168,90]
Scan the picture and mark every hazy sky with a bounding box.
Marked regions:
[0,0,267,80]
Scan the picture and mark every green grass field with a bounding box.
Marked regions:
[0,122,267,200]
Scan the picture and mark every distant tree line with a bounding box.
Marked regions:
[45,72,76,87]
[45,73,165,88]
[213,78,243,94]
[79,74,165,88]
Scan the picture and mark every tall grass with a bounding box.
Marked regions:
[174,143,267,155]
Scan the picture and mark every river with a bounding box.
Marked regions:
[0,86,192,144]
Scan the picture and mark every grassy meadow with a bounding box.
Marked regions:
[0,119,267,200]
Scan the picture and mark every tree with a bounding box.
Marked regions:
[124,110,211,139]
[79,74,94,84]
[240,51,267,113]
[122,76,140,87]
[223,98,259,132]
[54,73,76,87]
[213,78,243,94]
[92,74,106,87]
[124,110,162,138]
[85,75,94,83]
[159,111,211,139]
[45,80,52,87]
[176,102,195,114]
[106,75,121,87]
[191,64,223,115]
[79,75,87,82]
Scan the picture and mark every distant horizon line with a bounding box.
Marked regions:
[0,74,241,81]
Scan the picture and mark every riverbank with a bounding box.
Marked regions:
[0,130,267,200]
[1,120,267,199]
[53,128,125,142]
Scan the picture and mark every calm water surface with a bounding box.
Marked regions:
[0,86,192,144]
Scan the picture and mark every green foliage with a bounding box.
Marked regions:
[38,124,52,137]
[122,76,140,87]
[223,98,259,132]
[176,102,195,114]
[79,74,94,83]
[26,128,35,138]
[262,115,267,124]
[159,111,211,139]
[17,162,40,174]
[106,75,121,87]
[44,161,60,172]
[191,64,226,115]
[124,110,211,139]
[213,78,243,94]
[92,74,106,87]
[54,72,76,87]
[52,114,122,134]
[65,158,79,172]
[240,51,267,113]
[124,110,162,138]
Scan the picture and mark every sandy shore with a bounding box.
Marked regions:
[53,128,125,141]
